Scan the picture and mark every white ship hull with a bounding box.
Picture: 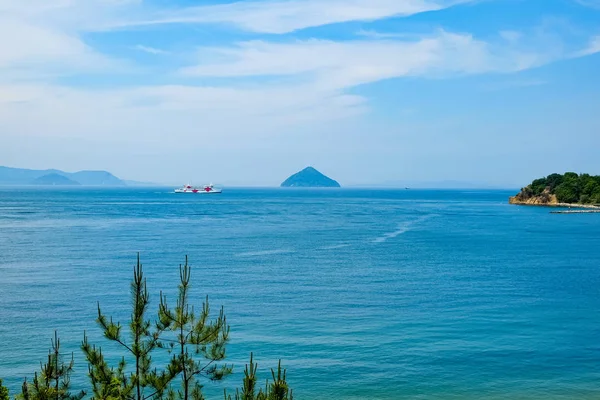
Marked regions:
[175,188,222,194]
[174,184,222,194]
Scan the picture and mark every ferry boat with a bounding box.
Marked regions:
[174,184,222,194]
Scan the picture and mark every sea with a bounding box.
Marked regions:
[0,187,599,399]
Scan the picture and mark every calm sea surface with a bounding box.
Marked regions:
[1,188,599,399]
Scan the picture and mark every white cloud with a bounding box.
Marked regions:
[107,0,471,34]
[0,0,132,80]
[499,30,522,42]
[0,0,472,35]
[179,31,563,90]
[1,0,600,184]
[0,0,140,27]
[0,0,469,81]
[573,0,600,8]
[134,45,169,55]
[356,29,416,39]
[575,35,600,56]
[480,79,548,91]
[1,24,594,155]
[0,20,113,73]
[0,82,366,143]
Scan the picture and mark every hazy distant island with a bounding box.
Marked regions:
[0,166,143,186]
[281,167,341,188]
[30,173,81,186]
[510,172,600,208]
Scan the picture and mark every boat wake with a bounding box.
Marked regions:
[373,215,433,244]
[235,249,295,257]
[318,244,351,250]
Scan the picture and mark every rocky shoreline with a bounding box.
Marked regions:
[509,197,600,209]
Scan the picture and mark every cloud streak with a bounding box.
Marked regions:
[0,82,366,142]
[134,45,169,55]
[180,30,595,90]
[573,0,600,9]
[0,0,132,80]
[108,0,471,34]
[575,35,600,56]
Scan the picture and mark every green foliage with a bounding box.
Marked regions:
[157,257,231,400]
[582,178,597,196]
[555,182,579,204]
[545,173,564,191]
[0,379,9,400]
[519,172,600,205]
[262,360,293,400]
[19,331,85,400]
[81,335,134,400]
[224,354,292,400]
[580,194,591,204]
[563,172,579,181]
[530,178,547,196]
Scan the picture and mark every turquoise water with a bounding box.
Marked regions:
[1,188,599,399]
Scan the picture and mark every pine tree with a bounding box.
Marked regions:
[81,335,133,400]
[9,253,294,400]
[263,360,292,400]
[238,353,259,400]
[157,256,231,400]
[224,354,292,400]
[21,379,29,400]
[19,331,85,400]
[82,254,174,400]
[0,378,9,400]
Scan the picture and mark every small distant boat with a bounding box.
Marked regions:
[175,183,222,194]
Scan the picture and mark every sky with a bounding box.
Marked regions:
[1,0,599,187]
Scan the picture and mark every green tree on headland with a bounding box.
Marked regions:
[514,172,600,205]
[4,254,292,400]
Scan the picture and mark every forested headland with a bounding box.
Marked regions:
[510,173,600,206]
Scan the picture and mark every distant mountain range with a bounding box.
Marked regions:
[0,166,146,186]
[0,165,516,189]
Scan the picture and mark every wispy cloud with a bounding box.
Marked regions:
[134,45,169,55]
[356,29,414,39]
[106,0,473,34]
[0,82,367,148]
[575,35,600,56]
[0,0,471,81]
[481,79,548,91]
[1,0,600,185]
[179,29,594,90]
[0,0,130,80]
[573,0,600,9]
[499,30,522,42]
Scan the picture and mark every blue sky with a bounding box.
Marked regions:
[1,0,599,186]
